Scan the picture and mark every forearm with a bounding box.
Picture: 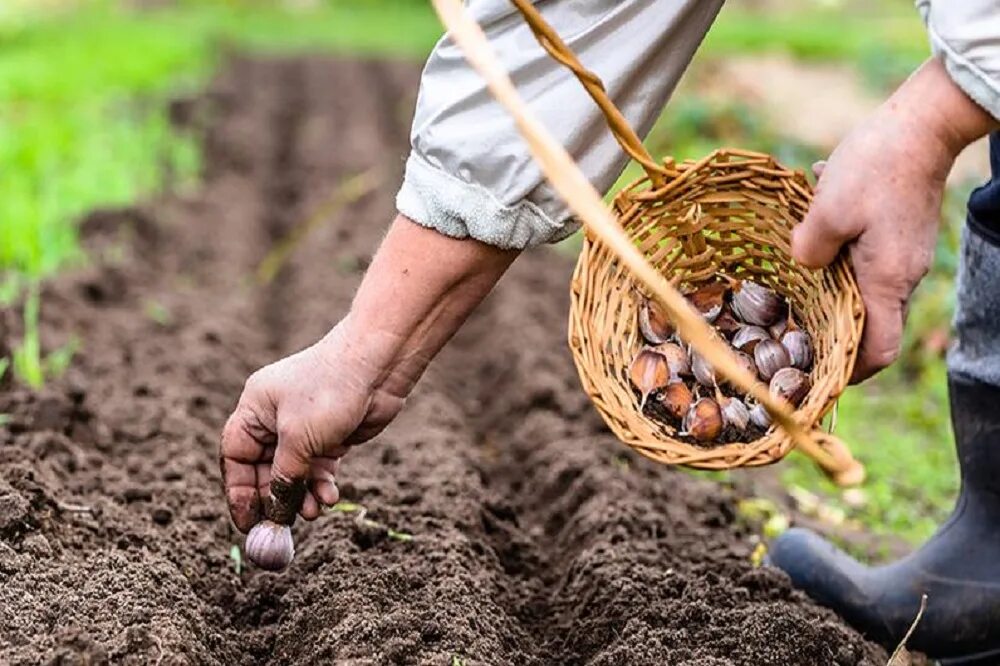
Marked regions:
[330,214,519,398]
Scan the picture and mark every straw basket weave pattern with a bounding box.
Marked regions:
[569,151,865,469]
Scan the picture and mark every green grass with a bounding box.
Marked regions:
[0,0,443,381]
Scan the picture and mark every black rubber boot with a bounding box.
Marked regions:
[768,375,1000,664]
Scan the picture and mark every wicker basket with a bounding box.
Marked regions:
[433,0,866,484]
[570,150,865,473]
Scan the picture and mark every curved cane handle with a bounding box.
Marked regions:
[508,0,668,186]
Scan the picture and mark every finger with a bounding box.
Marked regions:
[792,204,858,269]
[850,294,904,384]
[220,407,272,532]
[309,461,340,506]
[312,479,340,507]
[221,459,261,533]
[300,492,321,521]
[811,160,827,179]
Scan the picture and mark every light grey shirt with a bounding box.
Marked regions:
[397,0,1000,251]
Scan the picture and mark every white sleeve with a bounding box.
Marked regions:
[396,0,724,250]
[917,0,1000,121]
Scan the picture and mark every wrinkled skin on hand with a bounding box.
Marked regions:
[792,58,999,383]
[220,217,517,532]
[219,323,406,531]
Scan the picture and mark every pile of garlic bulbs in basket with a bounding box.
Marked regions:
[629,279,812,445]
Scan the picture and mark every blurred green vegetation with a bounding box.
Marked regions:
[0,0,969,546]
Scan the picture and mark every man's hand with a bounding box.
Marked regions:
[220,216,518,532]
[792,58,998,383]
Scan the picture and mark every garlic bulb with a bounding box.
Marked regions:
[245,520,295,571]
[781,330,813,370]
[731,281,784,327]
[769,367,811,407]
[639,298,674,345]
[754,339,791,381]
[732,325,770,353]
[683,397,723,442]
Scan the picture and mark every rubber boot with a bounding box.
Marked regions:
[768,375,1000,664]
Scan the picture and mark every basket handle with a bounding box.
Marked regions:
[430,0,864,486]
[507,0,668,187]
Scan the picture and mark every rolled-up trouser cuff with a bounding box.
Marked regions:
[396,152,580,250]
[949,223,1000,386]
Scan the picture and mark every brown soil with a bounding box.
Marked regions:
[0,56,887,666]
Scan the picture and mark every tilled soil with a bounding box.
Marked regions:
[0,56,887,665]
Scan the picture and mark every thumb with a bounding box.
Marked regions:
[792,197,859,269]
[267,421,313,524]
[851,293,904,383]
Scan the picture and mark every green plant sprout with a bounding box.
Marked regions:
[229,544,243,576]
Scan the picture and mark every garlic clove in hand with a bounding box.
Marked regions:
[245,520,295,571]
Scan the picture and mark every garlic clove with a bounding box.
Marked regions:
[733,351,758,383]
[769,367,811,407]
[653,341,691,379]
[717,392,750,433]
[768,317,788,340]
[686,283,728,323]
[754,339,791,381]
[781,330,813,370]
[658,380,693,422]
[731,280,784,327]
[638,298,674,345]
[630,348,670,409]
[732,325,770,353]
[714,305,742,338]
[682,397,723,442]
[245,520,295,571]
[749,402,772,429]
[690,349,716,388]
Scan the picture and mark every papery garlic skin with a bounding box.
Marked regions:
[781,330,814,370]
[749,403,772,429]
[683,398,723,442]
[732,281,784,327]
[245,520,295,571]
[754,339,791,381]
[769,367,811,407]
